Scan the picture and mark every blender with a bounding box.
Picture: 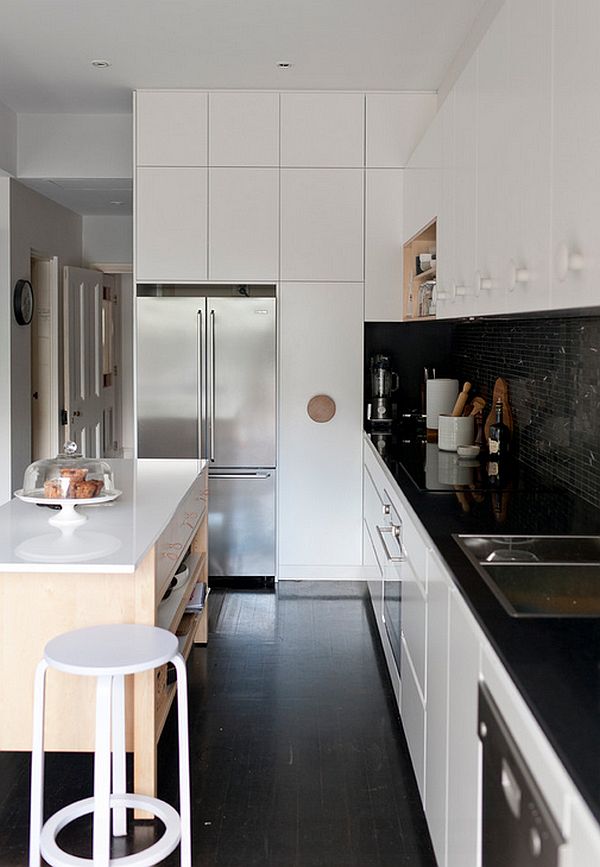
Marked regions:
[367,354,399,427]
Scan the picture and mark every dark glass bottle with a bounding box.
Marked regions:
[487,400,510,460]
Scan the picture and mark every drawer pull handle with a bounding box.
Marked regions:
[376,525,406,563]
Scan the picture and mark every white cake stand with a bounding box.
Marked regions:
[14,489,122,528]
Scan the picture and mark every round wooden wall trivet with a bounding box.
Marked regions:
[307,394,336,423]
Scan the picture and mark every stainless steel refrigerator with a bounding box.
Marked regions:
[136,288,276,577]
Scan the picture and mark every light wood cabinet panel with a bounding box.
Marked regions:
[208,168,278,280]
[278,283,363,573]
[280,92,364,167]
[551,0,600,309]
[280,169,364,282]
[136,167,208,281]
[365,169,404,321]
[136,90,208,166]
[366,92,437,168]
[208,91,279,166]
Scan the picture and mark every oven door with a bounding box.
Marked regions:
[379,518,405,676]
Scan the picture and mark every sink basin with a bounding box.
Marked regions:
[454,534,600,617]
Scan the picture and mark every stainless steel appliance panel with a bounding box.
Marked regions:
[208,297,276,468]
[208,469,276,576]
[137,297,205,458]
[479,683,564,867]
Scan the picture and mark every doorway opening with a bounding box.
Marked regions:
[30,252,59,462]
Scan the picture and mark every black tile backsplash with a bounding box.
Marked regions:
[367,313,600,509]
[455,316,600,508]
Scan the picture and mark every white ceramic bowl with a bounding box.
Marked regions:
[457,444,480,459]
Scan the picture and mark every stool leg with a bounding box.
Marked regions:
[172,654,192,867]
[93,675,113,866]
[111,674,127,837]
[29,659,48,867]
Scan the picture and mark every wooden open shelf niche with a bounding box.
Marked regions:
[403,218,437,321]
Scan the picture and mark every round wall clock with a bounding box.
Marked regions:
[13,279,34,326]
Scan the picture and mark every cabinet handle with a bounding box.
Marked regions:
[556,242,584,282]
[376,524,406,562]
[509,260,529,292]
[453,283,470,298]
[475,271,492,296]
[436,289,450,301]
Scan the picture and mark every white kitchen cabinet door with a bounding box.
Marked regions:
[278,282,363,575]
[136,167,207,281]
[401,635,426,801]
[365,93,437,168]
[446,591,481,867]
[403,109,442,245]
[452,54,478,315]
[208,168,278,281]
[280,169,364,282]
[435,92,456,320]
[136,90,208,166]
[551,0,600,309]
[568,798,600,867]
[475,4,510,316]
[208,92,279,166]
[504,0,552,313]
[425,552,450,867]
[280,93,364,167]
[365,169,403,321]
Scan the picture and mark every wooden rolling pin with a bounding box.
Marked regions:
[451,382,472,417]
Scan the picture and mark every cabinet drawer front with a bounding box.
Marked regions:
[155,471,207,595]
[364,465,387,533]
[402,564,427,700]
[401,635,426,801]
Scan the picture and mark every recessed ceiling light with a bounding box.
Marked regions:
[91,60,111,69]
[277,62,293,69]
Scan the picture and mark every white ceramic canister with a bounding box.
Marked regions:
[426,379,459,429]
[438,414,475,452]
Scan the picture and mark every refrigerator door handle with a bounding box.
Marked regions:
[197,309,204,458]
[209,309,216,462]
[210,472,272,480]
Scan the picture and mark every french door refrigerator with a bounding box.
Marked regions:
[137,290,276,578]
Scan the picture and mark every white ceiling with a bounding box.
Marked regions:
[0,0,487,114]
[19,179,133,216]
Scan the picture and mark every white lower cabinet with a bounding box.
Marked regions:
[401,635,426,800]
[278,283,363,576]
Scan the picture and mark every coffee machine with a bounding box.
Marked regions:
[367,354,399,427]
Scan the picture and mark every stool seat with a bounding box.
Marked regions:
[44,624,179,676]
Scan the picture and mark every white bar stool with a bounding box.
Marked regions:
[29,624,192,867]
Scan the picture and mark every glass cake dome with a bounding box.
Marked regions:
[21,441,116,500]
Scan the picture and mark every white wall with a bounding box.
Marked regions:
[82,215,133,266]
[0,99,17,176]
[18,114,132,178]
[9,180,82,494]
[0,178,11,504]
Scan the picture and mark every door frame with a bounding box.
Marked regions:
[30,251,60,459]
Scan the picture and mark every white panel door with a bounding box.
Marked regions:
[64,267,115,458]
[136,167,208,281]
[279,282,363,572]
[280,93,364,167]
[136,90,208,166]
[208,168,279,281]
[208,92,279,166]
[475,4,510,315]
[452,55,478,315]
[365,168,403,321]
[366,93,437,168]
[504,0,552,313]
[447,592,481,867]
[280,169,364,281]
[551,0,600,309]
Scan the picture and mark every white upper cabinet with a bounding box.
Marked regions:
[504,0,552,313]
[136,90,208,166]
[403,107,442,244]
[366,93,437,167]
[476,3,510,316]
[365,169,404,320]
[280,168,364,281]
[208,92,279,166]
[551,0,600,309]
[435,92,456,319]
[208,168,278,281]
[136,167,208,281]
[280,93,364,167]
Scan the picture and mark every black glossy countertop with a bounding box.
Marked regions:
[365,432,600,823]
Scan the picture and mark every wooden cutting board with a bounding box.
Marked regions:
[484,377,514,441]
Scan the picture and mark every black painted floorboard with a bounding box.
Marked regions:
[0,581,437,866]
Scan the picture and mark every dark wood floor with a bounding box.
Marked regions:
[0,581,437,866]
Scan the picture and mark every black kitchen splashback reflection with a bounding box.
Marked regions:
[454,316,600,509]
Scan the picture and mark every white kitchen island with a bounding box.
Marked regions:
[0,458,208,802]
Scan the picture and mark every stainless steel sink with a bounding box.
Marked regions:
[454,534,600,617]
